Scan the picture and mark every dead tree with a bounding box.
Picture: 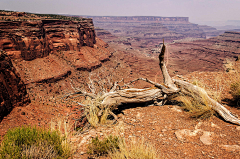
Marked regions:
[66,42,240,126]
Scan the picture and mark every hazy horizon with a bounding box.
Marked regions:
[1,0,240,26]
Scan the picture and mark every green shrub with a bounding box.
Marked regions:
[0,126,71,159]
[87,135,120,156]
[230,81,240,104]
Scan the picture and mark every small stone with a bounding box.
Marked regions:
[131,119,136,122]
[220,145,240,152]
[21,111,25,115]
[200,131,213,145]
[211,122,221,129]
[236,126,240,130]
[175,129,201,142]
[136,112,142,119]
[89,129,97,137]
[162,129,167,132]
[78,135,91,147]
[80,151,85,155]
[171,106,182,112]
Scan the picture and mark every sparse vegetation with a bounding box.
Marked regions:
[87,135,120,156]
[230,81,240,105]
[87,135,159,159]
[84,95,111,127]
[227,59,240,105]
[180,94,216,119]
[109,137,159,159]
[0,126,71,159]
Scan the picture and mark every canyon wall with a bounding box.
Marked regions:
[0,19,96,61]
[0,12,113,118]
[0,51,30,120]
[85,16,206,47]
[87,16,189,22]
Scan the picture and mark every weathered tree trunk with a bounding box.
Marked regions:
[67,42,240,125]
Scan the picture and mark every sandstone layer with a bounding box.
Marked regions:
[0,19,96,61]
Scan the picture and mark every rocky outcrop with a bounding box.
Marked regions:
[0,51,30,120]
[0,19,96,61]
[0,12,113,106]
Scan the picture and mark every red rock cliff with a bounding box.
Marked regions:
[0,19,96,61]
[0,50,30,120]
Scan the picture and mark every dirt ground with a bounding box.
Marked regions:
[1,70,240,159]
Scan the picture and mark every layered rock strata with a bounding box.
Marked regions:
[0,19,96,61]
[85,16,207,47]
[0,18,112,83]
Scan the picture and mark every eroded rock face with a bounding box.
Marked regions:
[0,19,96,61]
[85,16,207,47]
[0,51,30,120]
[0,14,113,86]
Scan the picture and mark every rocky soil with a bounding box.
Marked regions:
[72,71,240,159]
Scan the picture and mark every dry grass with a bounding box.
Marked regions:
[109,137,160,159]
[50,116,74,156]
[87,135,120,156]
[21,141,57,159]
[179,81,216,120]
[86,135,159,159]
[227,59,240,105]
[180,95,216,119]
[84,95,112,127]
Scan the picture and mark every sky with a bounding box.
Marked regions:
[1,0,240,25]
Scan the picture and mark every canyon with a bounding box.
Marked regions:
[85,16,224,49]
[0,11,113,120]
[0,11,240,158]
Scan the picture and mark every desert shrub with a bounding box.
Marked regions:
[0,126,71,159]
[87,135,120,156]
[230,81,240,105]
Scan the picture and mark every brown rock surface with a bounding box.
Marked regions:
[0,51,30,121]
